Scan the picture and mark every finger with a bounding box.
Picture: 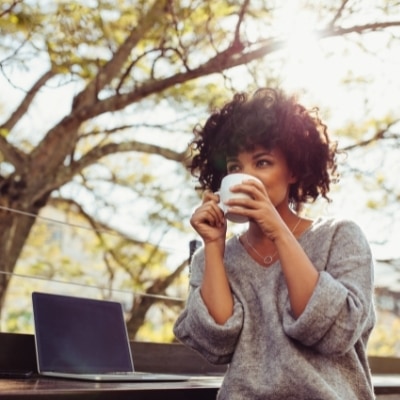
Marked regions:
[229,181,268,201]
[192,203,225,228]
[225,195,271,220]
[202,190,220,204]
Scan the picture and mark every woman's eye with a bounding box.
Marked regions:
[227,164,240,173]
[257,159,271,167]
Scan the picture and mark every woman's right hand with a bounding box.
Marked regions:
[192,192,232,324]
[190,190,227,244]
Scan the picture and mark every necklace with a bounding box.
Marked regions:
[244,217,302,265]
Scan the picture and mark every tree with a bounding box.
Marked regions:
[1,0,400,335]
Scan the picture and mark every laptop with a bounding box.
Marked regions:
[32,292,188,382]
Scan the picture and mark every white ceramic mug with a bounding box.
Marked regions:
[217,173,261,223]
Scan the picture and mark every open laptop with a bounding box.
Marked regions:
[32,292,188,382]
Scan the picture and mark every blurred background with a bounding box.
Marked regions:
[0,0,399,356]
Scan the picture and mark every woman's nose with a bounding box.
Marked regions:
[241,167,256,177]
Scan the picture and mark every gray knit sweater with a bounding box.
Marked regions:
[173,217,376,400]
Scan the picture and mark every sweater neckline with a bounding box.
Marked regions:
[234,217,322,269]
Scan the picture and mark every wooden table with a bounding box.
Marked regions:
[1,375,400,399]
[373,374,400,396]
[0,376,222,399]
[1,334,400,399]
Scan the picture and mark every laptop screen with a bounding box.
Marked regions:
[32,292,134,374]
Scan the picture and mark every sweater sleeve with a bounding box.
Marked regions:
[173,249,244,365]
[282,219,375,355]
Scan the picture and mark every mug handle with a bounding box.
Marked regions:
[214,191,226,213]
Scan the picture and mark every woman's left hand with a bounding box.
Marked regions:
[225,179,285,241]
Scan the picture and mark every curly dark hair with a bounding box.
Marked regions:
[188,88,339,209]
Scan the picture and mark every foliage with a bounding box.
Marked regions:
[0,0,400,342]
[368,311,400,357]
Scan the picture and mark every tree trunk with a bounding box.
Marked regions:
[0,180,49,316]
[126,295,157,338]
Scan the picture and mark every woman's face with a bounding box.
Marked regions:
[225,145,296,209]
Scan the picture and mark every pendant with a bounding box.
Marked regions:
[263,255,273,264]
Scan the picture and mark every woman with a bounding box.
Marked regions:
[173,88,376,399]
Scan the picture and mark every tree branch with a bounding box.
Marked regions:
[72,0,168,110]
[0,0,22,18]
[48,197,145,243]
[32,140,187,202]
[319,21,400,38]
[1,69,56,132]
[0,70,54,170]
[75,140,186,169]
[234,0,250,44]
[146,257,188,298]
[0,136,26,170]
[73,19,400,122]
[341,122,399,151]
[330,0,351,27]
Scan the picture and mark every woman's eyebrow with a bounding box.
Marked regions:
[253,150,274,158]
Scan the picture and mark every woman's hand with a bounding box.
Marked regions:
[190,190,227,244]
[192,191,232,324]
[227,179,317,318]
[225,180,284,241]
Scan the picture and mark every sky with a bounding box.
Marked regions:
[1,1,400,274]
[2,2,400,348]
